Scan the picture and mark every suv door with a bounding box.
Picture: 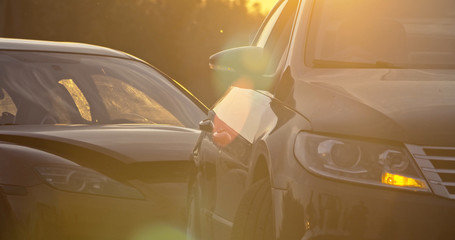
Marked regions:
[197,1,301,239]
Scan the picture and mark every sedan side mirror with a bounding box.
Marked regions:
[199,119,214,132]
[209,46,269,75]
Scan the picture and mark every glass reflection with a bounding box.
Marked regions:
[0,51,205,128]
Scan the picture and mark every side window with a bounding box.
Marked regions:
[255,0,288,48]
[254,0,300,74]
[92,75,183,126]
[0,88,17,124]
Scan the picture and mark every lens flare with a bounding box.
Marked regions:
[247,0,278,14]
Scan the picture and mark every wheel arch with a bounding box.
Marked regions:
[249,140,273,187]
[252,155,269,184]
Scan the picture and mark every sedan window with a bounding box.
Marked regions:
[0,51,205,128]
[93,75,183,126]
[59,79,92,122]
[0,88,17,124]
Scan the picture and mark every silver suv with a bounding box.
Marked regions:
[188,0,455,240]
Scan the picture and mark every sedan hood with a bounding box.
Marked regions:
[0,124,200,187]
[0,124,200,163]
[294,68,455,146]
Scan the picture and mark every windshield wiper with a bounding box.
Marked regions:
[312,59,403,69]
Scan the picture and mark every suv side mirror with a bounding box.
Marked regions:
[209,46,269,75]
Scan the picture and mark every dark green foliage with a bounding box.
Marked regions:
[1,0,265,105]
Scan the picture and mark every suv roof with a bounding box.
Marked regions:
[0,38,131,59]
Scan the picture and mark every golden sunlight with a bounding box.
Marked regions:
[248,0,278,14]
[59,79,92,122]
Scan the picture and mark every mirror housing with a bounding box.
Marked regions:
[209,46,268,75]
[199,119,214,132]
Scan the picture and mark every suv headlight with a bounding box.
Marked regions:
[294,132,430,192]
[35,166,144,199]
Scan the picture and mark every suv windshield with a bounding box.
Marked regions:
[0,51,205,128]
[306,0,455,69]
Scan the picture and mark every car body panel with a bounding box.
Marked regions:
[0,128,199,239]
[5,183,186,240]
[0,125,200,184]
[273,166,455,240]
[196,87,312,239]
[0,38,130,59]
[0,125,200,163]
[292,69,455,146]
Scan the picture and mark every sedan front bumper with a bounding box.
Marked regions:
[2,183,187,240]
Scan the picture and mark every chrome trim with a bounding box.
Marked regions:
[422,168,455,174]
[211,212,234,228]
[407,144,455,200]
[415,155,455,161]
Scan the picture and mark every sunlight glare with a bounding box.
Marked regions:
[248,0,278,14]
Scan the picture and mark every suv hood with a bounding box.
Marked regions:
[294,68,455,146]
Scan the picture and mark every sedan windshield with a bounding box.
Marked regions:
[306,0,455,69]
[0,51,205,128]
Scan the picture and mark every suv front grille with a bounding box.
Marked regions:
[407,145,455,199]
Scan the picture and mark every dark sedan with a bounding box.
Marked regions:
[188,0,455,240]
[0,38,207,240]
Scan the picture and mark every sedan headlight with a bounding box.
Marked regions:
[294,132,429,192]
[35,166,144,199]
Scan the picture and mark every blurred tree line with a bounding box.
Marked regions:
[0,0,265,105]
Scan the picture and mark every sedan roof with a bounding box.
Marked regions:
[0,38,132,59]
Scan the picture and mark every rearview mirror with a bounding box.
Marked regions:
[209,46,269,75]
